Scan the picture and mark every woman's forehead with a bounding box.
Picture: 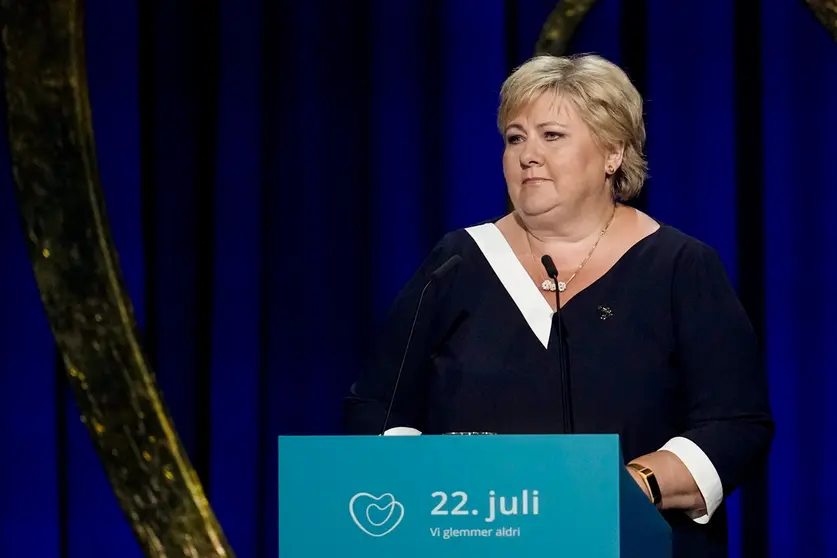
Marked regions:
[506,92,579,125]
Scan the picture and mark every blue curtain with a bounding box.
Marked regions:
[763,3,837,557]
[0,1,834,557]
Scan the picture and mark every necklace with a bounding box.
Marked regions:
[529,205,617,293]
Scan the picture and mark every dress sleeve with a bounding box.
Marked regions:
[668,241,774,518]
[342,233,462,435]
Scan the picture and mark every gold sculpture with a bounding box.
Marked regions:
[536,1,837,56]
[536,0,599,56]
[805,0,837,42]
[0,2,233,556]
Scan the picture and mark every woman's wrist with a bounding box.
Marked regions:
[626,462,660,506]
[626,465,652,498]
[627,451,707,513]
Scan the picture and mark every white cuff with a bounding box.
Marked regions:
[382,427,422,436]
[660,436,723,524]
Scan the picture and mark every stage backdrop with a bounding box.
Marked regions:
[0,1,835,557]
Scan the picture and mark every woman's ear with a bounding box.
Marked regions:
[605,144,625,175]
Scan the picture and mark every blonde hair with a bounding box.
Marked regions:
[498,54,647,201]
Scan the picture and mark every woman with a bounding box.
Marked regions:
[344,53,773,558]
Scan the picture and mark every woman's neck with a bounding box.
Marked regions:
[518,196,618,250]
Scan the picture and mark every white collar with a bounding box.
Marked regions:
[465,223,553,349]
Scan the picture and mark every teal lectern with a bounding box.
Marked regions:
[278,434,671,557]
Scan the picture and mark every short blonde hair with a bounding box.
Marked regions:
[498,54,647,201]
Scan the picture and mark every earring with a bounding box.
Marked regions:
[607,166,614,174]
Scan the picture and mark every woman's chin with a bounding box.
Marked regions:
[515,198,560,219]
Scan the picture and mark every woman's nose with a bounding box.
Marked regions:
[520,142,544,167]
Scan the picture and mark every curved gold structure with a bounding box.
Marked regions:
[536,0,600,56]
[0,2,234,556]
[538,1,837,54]
[805,0,837,41]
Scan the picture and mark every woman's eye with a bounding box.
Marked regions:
[506,134,524,144]
[544,131,564,140]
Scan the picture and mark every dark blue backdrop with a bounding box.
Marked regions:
[0,1,835,557]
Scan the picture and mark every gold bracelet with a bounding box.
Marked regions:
[627,462,662,505]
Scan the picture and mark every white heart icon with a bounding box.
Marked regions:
[366,501,395,526]
[349,493,404,537]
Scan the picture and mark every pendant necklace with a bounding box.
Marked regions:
[529,205,617,293]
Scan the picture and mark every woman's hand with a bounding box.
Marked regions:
[627,450,707,515]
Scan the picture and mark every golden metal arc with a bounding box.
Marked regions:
[0,1,233,556]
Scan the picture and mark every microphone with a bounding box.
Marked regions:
[541,255,574,434]
[380,254,463,434]
[541,255,558,283]
[431,254,462,279]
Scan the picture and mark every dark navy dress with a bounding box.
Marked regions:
[343,221,774,558]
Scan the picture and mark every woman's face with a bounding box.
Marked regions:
[502,93,619,219]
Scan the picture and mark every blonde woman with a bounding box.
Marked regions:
[345,54,773,558]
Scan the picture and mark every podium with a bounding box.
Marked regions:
[278,434,671,557]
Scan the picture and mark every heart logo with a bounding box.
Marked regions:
[349,493,405,537]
